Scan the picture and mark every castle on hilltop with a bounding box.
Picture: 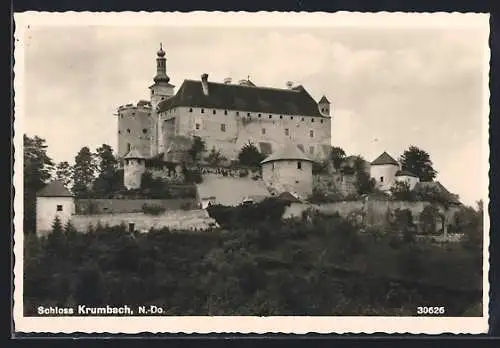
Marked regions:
[116,44,332,190]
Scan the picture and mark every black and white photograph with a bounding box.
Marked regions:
[13,11,490,334]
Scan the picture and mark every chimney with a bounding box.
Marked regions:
[201,73,209,96]
[286,81,293,89]
[223,77,232,84]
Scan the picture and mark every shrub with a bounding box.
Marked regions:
[142,203,166,215]
[419,205,441,235]
[390,181,415,201]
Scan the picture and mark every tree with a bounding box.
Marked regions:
[390,181,414,201]
[188,136,206,162]
[54,161,73,189]
[205,147,226,166]
[238,142,266,167]
[92,144,119,195]
[399,146,437,182]
[419,205,440,235]
[72,147,97,197]
[352,155,374,195]
[23,135,54,234]
[330,146,346,169]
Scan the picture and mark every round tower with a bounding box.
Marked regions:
[149,43,175,156]
[123,148,146,190]
[116,102,152,161]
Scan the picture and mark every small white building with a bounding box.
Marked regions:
[36,180,75,237]
[394,169,420,190]
[370,151,400,192]
[261,142,314,200]
[123,148,146,190]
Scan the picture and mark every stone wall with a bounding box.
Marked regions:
[313,173,357,198]
[75,198,197,215]
[70,209,217,233]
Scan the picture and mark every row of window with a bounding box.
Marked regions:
[119,128,149,135]
[195,123,315,138]
[189,108,325,123]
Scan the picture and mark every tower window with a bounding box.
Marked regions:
[127,143,131,152]
[262,128,266,135]
[311,118,315,123]
[142,128,147,134]
[309,146,314,155]
[247,112,251,117]
[161,97,165,101]
[290,116,294,120]
[320,119,324,124]
[189,108,193,112]
[224,110,228,115]
[221,123,226,132]
[127,129,131,133]
[297,161,302,170]
[258,113,261,117]
[310,130,314,138]
[284,128,289,136]
[118,130,121,134]
[120,114,123,119]
[201,109,205,114]
[380,176,384,182]
[301,117,305,121]
[269,115,272,119]
[56,205,63,212]
[236,111,239,116]
[213,110,216,115]
[280,115,283,119]
[195,123,200,130]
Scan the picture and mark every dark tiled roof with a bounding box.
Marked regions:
[371,151,399,166]
[277,191,301,203]
[37,180,73,197]
[261,141,313,164]
[319,95,330,104]
[158,80,325,117]
[396,169,418,178]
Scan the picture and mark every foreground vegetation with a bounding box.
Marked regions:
[24,199,483,316]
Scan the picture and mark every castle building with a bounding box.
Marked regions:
[394,169,420,190]
[261,141,314,200]
[116,45,333,168]
[370,151,400,191]
[36,180,75,237]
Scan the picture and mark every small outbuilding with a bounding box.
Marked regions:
[260,142,314,200]
[36,180,74,237]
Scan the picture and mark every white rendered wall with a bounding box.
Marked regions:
[124,159,146,190]
[395,175,420,190]
[36,196,74,237]
[262,160,313,199]
[370,164,399,191]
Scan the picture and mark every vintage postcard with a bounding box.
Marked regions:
[13,11,490,334]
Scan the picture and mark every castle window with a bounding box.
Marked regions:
[290,116,294,120]
[56,205,63,212]
[247,112,251,117]
[297,161,302,170]
[142,128,147,134]
[127,143,131,152]
[280,115,283,119]
[221,123,226,132]
[195,123,200,130]
[380,176,384,183]
[311,118,315,123]
[213,110,216,115]
[258,113,261,117]
[127,129,131,133]
[120,114,123,119]
[284,128,289,136]
[189,108,193,112]
[301,117,305,121]
[269,115,272,119]
[118,130,121,134]
[161,97,165,101]
[320,119,324,124]
[224,110,228,115]
[132,112,136,116]
[310,130,314,138]
[201,109,205,114]
[261,128,266,135]
[236,111,239,116]
[309,146,314,155]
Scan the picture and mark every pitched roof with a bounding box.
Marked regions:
[318,95,330,104]
[158,79,325,117]
[37,180,73,197]
[124,148,145,159]
[277,191,301,203]
[261,141,314,164]
[396,169,418,178]
[413,181,461,204]
[371,151,399,166]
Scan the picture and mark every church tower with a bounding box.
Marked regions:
[149,43,175,156]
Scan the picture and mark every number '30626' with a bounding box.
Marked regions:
[417,306,445,315]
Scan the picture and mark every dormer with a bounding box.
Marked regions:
[318,95,330,116]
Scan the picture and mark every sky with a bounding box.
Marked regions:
[17,13,489,206]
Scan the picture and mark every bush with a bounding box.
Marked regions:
[419,205,441,235]
[142,203,166,215]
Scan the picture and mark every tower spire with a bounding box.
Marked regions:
[154,43,169,83]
